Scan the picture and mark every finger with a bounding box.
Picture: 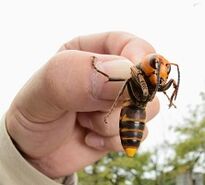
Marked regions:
[78,108,121,137]
[78,97,160,137]
[84,126,149,152]
[146,96,160,121]
[59,31,155,63]
[85,132,123,152]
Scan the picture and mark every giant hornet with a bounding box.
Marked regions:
[92,54,180,157]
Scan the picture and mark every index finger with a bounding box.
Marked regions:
[59,31,155,63]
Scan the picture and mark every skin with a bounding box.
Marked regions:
[6,32,160,178]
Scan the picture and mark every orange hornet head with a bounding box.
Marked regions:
[140,53,171,86]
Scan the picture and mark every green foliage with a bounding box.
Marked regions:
[173,94,205,173]
[78,152,154,185]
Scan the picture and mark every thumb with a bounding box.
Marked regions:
[43,50,133,112]
[10,50,133,123]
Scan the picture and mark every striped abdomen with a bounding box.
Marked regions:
[120,104,146,157]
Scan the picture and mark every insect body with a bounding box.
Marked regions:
[120,103,146,157]
[92,54,180,157]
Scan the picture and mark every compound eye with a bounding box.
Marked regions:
[166,64,171,73]
[149,57,158,69]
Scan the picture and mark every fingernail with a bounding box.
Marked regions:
[91,58,133,100]
[85,133,104,148]
[97,59,133,79]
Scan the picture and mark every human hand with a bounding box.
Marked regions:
[6,32,159,178]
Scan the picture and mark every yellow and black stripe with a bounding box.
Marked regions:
[120,104,146,157]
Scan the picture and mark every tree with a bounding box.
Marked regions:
[173,94,205,174]
[78,151,155,185]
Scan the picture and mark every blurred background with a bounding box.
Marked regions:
[0,0,204,184]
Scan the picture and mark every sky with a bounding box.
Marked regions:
[0,0,205,151]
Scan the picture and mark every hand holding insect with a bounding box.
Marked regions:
[6,32,160,178]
